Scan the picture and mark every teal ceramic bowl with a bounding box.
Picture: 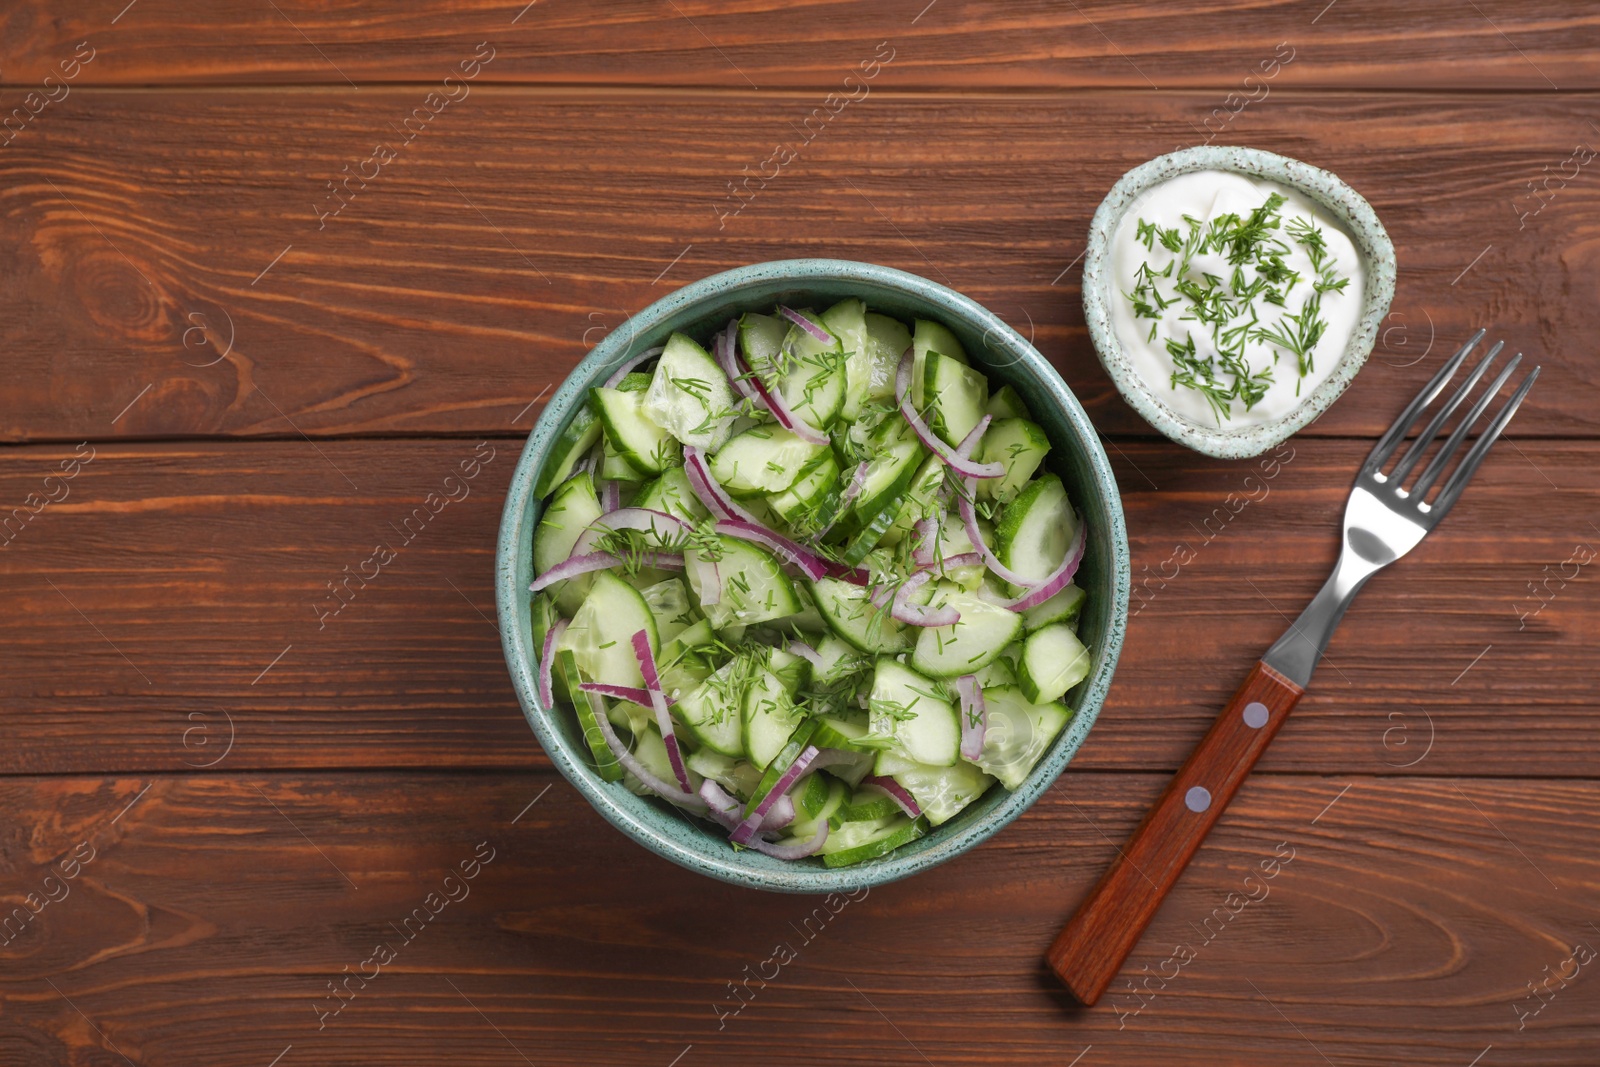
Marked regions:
[496,259,1130,893]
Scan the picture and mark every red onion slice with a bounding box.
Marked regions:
[589,693,705,810]
[820,559,872,586]
[600,479,621,514]
[529,550,684,593]
[538,617,569,709]
[730,744,820,845]
[714,519,829,582]
[911,517,941,569]
[602,345,665,388]
[633,629,690,792]
[578,682,679,707]
[571,507,689,557]
[956,674,987,760]
[777,305,832,344]
[754,378,829,446]
[745,819,828,860]
[860,774,922,818]
[996,519,1087,612]
[683,446,759,524]
[957,479,1036,588]
[873,569,960,628]
[686,552,723,606]
[786,640,824,670]
[895,350,1005,479]
[715,322,762,406]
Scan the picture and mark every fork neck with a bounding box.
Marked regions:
[1261,548,1382,689]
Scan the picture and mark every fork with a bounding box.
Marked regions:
[1046,329,1539,1006]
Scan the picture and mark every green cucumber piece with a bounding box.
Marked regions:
[659,618,715,666]
[767,449,841,528]
[969,685,1072,790]
[978,418,1051,503]
[709,424,826,496]
[974,651,1018,688]
[775,308,846,428]
[911,318,968,409]
[808,576,910,654]
[565,570,658,688]
[822,298,873,421]
[601,435,648,484]
[859,312,912,409]
[533,472,602,575]
[738,313,789,371]
[850,420,924,525]
[813,633,868,686]
[995,473,1076,584]
[533,400,602,499]
[742,667,807,769]
[985,384,1031,420]
[684,535,803,630]
[909,588,1024,679]
[557,649,623,782]
[811,711,873,753]
[922,350,989,448]
[830,789,901,826]
[819,814,927,867]
[788,775,850,839]
[643,332,737,450]
[529,592,560,663]
[594,385,681,475]
[1022,583,1085,632]
[868,658,960,767]
[685,748,762,799]
[631,466,711,523]
[640,578,696,646]
[674,658,746,758]
[879,454,947,548]
[744,720,819,815]
[1019,623,1092,704]
[873,750,994,826]
[625,726,691,796]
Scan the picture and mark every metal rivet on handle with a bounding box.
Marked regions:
[1243,701,1269,729]
[1185,786,1212,813]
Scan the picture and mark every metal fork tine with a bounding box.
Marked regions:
[1430,366,1540,517]
[1363,328,1484,474]
[1410,352,1522,499]
[1387,340,1504,486]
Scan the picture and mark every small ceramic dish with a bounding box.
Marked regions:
[1082,146,1395,459]
[496,259,1130,893]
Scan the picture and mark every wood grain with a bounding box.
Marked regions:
[0,89,1595,443]
[0,771,1595,1066]
[0,1,1594,90]
[1049,660,1303,1004]
[0,436,1592,778]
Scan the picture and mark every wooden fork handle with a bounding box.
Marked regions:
[1046,660,1303,1005]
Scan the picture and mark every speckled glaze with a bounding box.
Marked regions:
[1083,147,1396,459]
[496,259,1130,893]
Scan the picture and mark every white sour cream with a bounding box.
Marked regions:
[1109,170,1365,428]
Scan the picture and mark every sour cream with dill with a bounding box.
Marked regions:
[1108,170,1365,428]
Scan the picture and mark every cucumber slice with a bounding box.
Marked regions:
[874,750,994,826]
[565,570,658,688]
[767,449,841,528]
[978,418,1051,503]
[911,318,968,409]
[811,711,873,753]
[850,420,924,525]
[922,350,990,447]
[788,775,849,839]
[684,535,803,630]
[685,748,762,799]
[594,385,682,475]
[674,658,746,757]
[556,649,623,781]
[601,435,648,484]
[985,384,1032,420]
[819,814,927,867]
[822,298,874,421]
[631,466,711,523]
[1019,623,1092,704]
[744,719,818,815]
[529,592,560,663]
[774,309,847,428]
[860,312,912,407]
[969,685,1072,790]
[841,492,906,566]
[995,473,1076,583]
[743,667,807,769]
[808,576,911,654]
[709,424,826,496]
[813,633,868,686]
[640,578,696,646]
[643,332,737,451]
[909,588,1023,679]
[533,471,602,574]
[626,726,696,796]
[659,618,715,666]
[879,454,947,548]
[738,313,789,372]
[1022,583,1085,632]
[974,651,1017,688]
[869,658,960,767]
[533,399,603,499]
[831,789,901,825]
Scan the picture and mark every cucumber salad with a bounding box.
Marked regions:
[529,300,1092,867]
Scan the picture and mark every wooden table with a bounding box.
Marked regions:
[3,3,1597,1063]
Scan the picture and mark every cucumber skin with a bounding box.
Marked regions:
[533,400,603,499]
[593,385,682,476]
[1019,623,1092,704]
[820,815,928,867]
[995,472,1073,582]
[922,351,990,448]
[808,577,911,655]
[557,649,624,782]
[979,418,1051,503]
[533,471,602,576]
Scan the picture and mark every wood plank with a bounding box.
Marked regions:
[2,2,1595,90]
[0,89,1595,443]
[1,771,1596,1065]
[1,436,1593,777]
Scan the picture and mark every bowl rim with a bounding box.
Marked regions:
[1082,146,1396,460]
[496,257,1130,892]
